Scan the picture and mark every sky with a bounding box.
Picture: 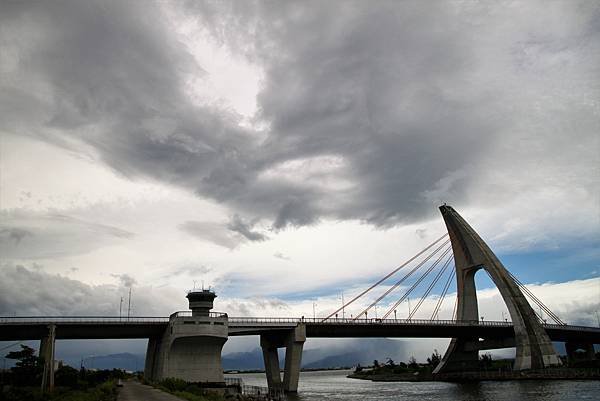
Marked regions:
[0,0,599,360]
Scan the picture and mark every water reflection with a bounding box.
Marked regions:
[225,370,600,401]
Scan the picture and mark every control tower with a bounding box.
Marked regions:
[186,289,217,317]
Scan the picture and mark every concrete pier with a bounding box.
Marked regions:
[260,324,306,393]
[40,324,56,392]
[566,342,596,364]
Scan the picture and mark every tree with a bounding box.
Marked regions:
[427,349,442,367]
[386,357,395,367]
[373,359,380,368]
[55,365,80,388]
[5,345,43,386]
[408,356,418,368]
[480,353,493,369]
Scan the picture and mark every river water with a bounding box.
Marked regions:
[226,370,600,401]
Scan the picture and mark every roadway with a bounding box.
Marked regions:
[1,316,599,344]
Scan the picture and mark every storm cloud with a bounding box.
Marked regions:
[0,264,179,316]
[2,0,597,232]
[0,211,134,259]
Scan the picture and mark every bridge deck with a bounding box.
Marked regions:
[0,317,598,343]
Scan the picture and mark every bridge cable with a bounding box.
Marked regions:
[430,266,456,320]
[451,295,458,321]
[408,252,454,320]
[322,233,448,321]
[353,239,451,320]
[506,271,564,324]
[381,245,453,320]
[506,271,565,325]
[482,269,564,325]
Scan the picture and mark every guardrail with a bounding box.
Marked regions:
[0,316,596,332]
[225,377,283,400]
[0,316,169,324]
[227,317,598,332]
[227,317,516,326]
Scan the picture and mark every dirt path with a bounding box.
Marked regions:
[117,380,183,401]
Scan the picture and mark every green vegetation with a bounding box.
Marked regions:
[1,345,124,401]
[156,378,226,401]
[349,350,512,381]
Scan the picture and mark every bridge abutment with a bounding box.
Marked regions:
[260,324,306,393]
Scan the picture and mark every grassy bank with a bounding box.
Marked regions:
[0,380,117,401]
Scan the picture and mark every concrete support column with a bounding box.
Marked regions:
[260,339,282,389]
[566,342,596,364]
[283,325,306,393]
[40,324,56,392]
[260,325,306,393]
[144,337,159,381]
[434,267,479,373]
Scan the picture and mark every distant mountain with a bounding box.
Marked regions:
[302,352,361,369]
[221,338,407,371]
[79,353,145,371]
[57,338,408,372]
[222,348,266,371]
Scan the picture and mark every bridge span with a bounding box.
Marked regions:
[3,314,598,393]
[2,315,599,343]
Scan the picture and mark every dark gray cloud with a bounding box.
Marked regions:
[227,214,268,242]
[179,216,267,248]
[1,1,598,230]
[0,264,295,318]
[0,264,181,316]
[179,221,241,249]
[0,211,134,259]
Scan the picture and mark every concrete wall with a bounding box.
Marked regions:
[145,315,228,383]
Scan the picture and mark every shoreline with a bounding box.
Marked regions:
[347,369,600,382]
[225,367,352,375]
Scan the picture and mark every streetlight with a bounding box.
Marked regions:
[394,309,397,320]
[312,302,317,320]
[406,297,411,319]
[341,292,345,319]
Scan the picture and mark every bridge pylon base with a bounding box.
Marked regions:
[260,324,306,393]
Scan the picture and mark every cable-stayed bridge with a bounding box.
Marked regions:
[1,205,599,393]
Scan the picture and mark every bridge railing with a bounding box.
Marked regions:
[0,316,596,332]
[0,316,169,324]
[227,316,515,327]
[227,317,597,331]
